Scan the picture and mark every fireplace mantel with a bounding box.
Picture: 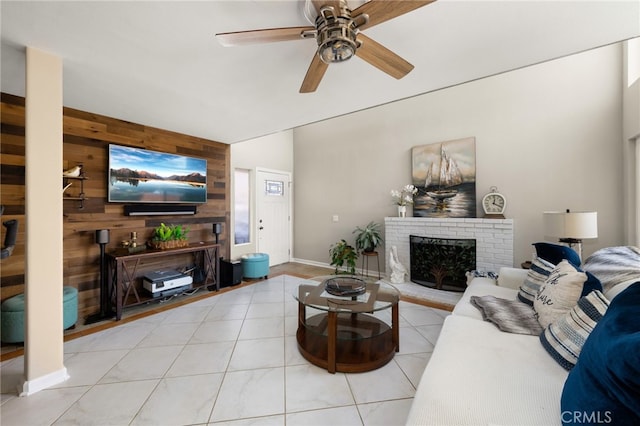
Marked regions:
[384,217,514,276]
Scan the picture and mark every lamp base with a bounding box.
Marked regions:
[558,238,583,261]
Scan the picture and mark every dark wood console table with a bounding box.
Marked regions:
[106,242,220,320]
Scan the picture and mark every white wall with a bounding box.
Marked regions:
[622,38,640,246]
[230,130,294,259]
[293,44,625,269]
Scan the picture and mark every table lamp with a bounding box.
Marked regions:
[543,210,598,260]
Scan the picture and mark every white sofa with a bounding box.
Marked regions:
[405,266,633,426]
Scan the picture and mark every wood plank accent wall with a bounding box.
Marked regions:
[1,93,230,321]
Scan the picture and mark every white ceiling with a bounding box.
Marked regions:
[1,1,638,144]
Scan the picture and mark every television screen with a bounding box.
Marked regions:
[108,144,207,204]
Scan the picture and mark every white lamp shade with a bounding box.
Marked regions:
[543,211,598,239]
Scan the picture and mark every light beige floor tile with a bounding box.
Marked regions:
[415,323,444,346]
[99,345,183,383]
[210,367,285,422]
[284,335,307,366]
[53,350,128,388]
[165,341,235,376]
[394,352,433,388]
[136,322,200,347]
[400,306,446,327]
[160,304,212,324]
[191,319,243,343]
[71,322,156,352]
[251,289,284,303]
[210,414,285,426]
[286,405,362,426]
[346,361,415,404]
[238,317,284,340]
[216,290,254,305]
[398,326,435,354]
[285,364,354,413]
[131,373,223,425]
[359,398,414,426]
[228,337,284,371]
[245,302,284,319]
[0,357,24,394]
[205,303,249,321]
[0,386,89,426]
[53,380,158,425]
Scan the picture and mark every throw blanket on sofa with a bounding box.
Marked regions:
[471,295,543,335]
[582,246,640,292]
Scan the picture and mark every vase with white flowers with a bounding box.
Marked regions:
[390,184,418,217]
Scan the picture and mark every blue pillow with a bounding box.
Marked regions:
[580,271,602,297]
[533,242,581,268]
[560,282,640,426]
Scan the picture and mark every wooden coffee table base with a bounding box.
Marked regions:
[296,311,398,373]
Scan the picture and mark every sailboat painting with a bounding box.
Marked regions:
[411,137,476,218]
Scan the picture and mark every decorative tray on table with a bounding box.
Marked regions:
[323,277,367,297]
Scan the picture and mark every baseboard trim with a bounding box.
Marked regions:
[19,367,69,396]
[290,258,331,269]
[290,258,385,279]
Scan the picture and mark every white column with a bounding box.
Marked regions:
[20,47,68,396]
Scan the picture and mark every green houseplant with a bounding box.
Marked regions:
[353,221,383,253]
[150,223,190,249]
[329,239,358,275]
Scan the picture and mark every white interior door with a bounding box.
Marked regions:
[256,169,291,266]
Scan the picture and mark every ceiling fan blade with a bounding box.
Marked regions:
[355,33,414,79]
[300,54,329,93]
[216,26,314,47]
[353,0,436,31]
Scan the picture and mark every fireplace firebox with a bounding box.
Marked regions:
[410,235,476,291]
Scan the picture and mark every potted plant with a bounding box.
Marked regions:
[150,223,189,249]
[329,239,358,275]
[353,221,383,253]
[390,184,418,217]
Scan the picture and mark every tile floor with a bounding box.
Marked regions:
[0,274,448,426]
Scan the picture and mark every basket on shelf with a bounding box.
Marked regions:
[150,223,190,250]
[149,239,189,250]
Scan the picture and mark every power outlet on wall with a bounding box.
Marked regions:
[332,215,339,222]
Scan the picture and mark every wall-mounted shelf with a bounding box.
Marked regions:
[63,165,87,209]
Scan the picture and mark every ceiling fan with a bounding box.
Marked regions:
[215,0,436,93]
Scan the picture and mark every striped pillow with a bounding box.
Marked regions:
[518,257,555,305]
[540,290,609,370]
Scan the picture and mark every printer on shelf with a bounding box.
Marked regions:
[143,269,193,297]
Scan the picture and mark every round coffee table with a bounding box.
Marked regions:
[293,275,400,374]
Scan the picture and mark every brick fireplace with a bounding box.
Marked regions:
[384,217,514,279]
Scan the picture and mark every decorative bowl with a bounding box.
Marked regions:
[324,277,366,297]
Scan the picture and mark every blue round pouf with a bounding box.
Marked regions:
[1,287,78,343]
[1,293,25,343]
[241,253,270,279]
[63,286,78,330]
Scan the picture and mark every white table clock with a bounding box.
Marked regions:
[482,186,506,219]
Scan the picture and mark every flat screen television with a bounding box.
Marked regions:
[108,144,207,204]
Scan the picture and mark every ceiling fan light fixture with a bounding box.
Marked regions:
[318,30,357,63]
[315,2,358,64]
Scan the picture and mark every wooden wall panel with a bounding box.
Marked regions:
[0,92,231,321]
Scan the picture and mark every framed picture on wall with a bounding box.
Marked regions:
[411,137,476,218]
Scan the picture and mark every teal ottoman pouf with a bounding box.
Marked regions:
[241,253,269,280]
[1,293,25,343]
[1,286,79,343]
[63,286,78,330]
